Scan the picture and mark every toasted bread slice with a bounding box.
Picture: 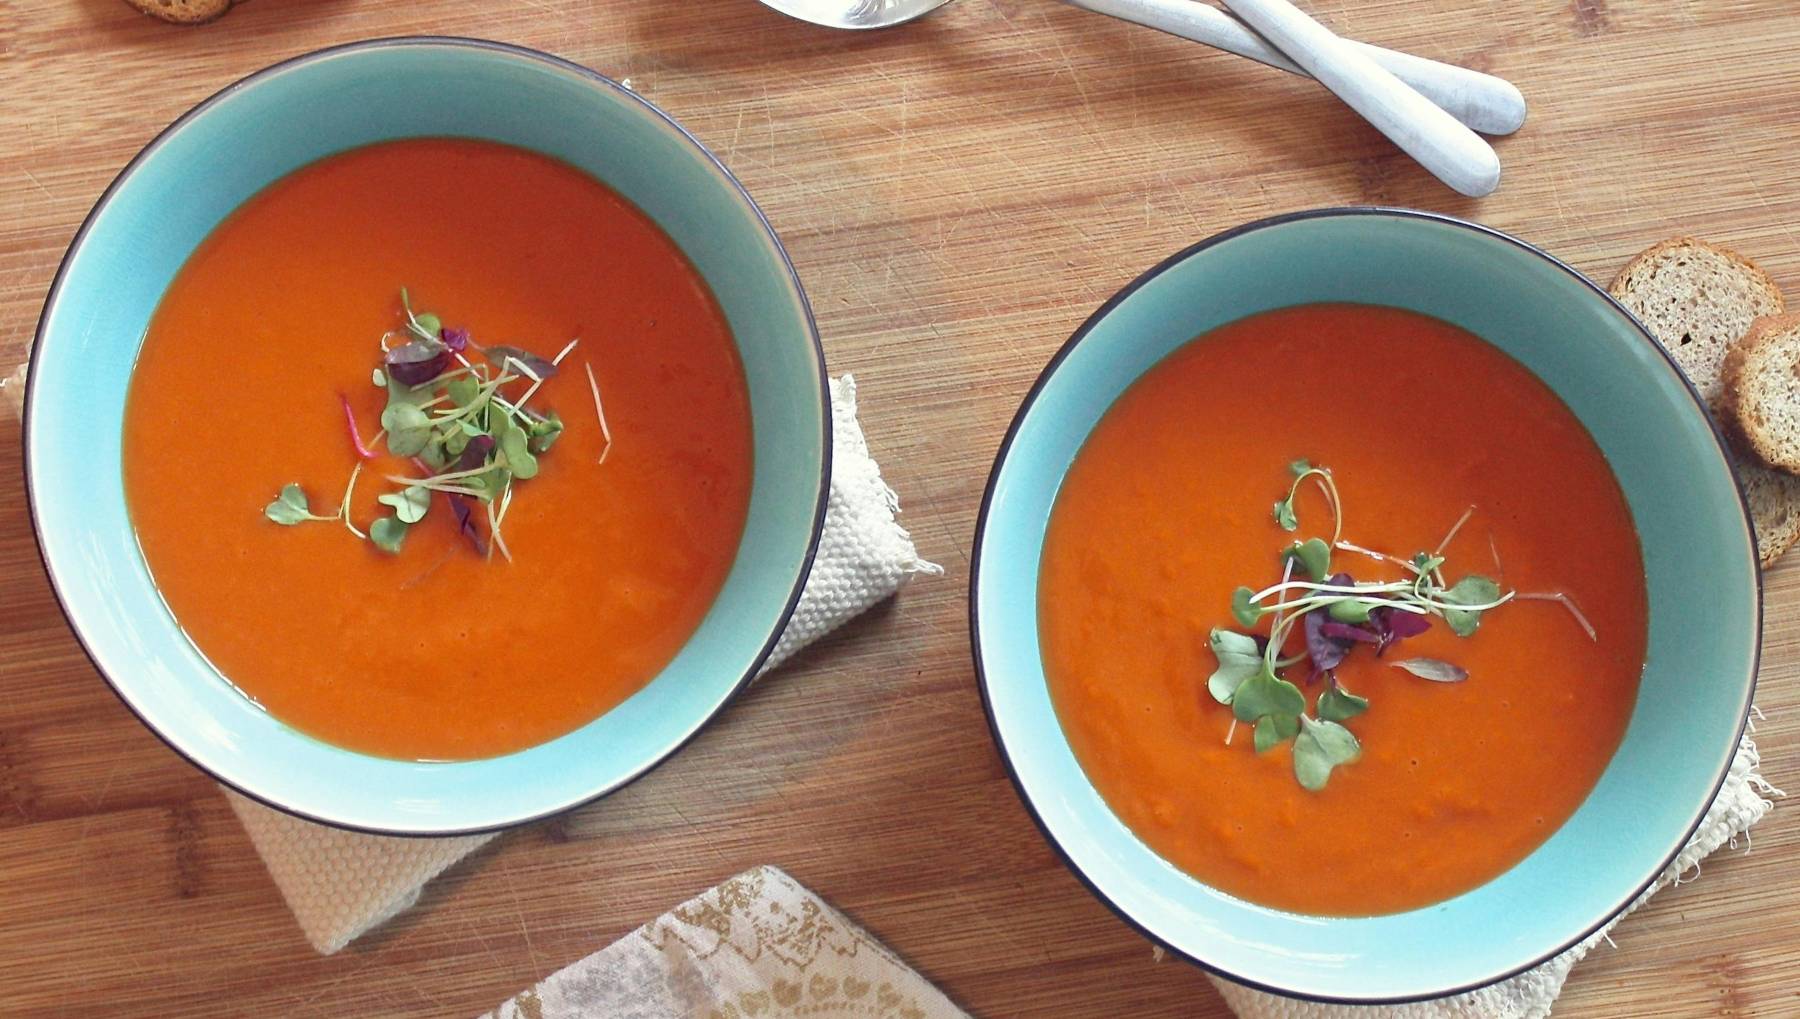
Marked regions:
[123,0,236,24]
[1723,313,1800,474]
[1609,237,1785,409]
[1611,238,1796,567]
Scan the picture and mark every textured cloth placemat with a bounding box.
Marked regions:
[482,865,969,1019]
[1209,733,1779,1019]
[119,373,934,955]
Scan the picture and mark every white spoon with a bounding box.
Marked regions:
[1221,0,1502,197]
[755,0,1525,136]
[1068,0,1524,136]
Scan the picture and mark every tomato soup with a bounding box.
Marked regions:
[1039,304,1647,916]
[123,139,753,761]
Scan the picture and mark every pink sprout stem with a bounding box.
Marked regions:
[339,393,376,460]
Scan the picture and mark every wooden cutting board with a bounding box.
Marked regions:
[2,1,1798,1015]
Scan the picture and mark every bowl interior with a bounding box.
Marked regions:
[26,39,827,834]
[974,210,1757,1001]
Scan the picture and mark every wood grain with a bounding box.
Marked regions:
[3,1,1799,1015]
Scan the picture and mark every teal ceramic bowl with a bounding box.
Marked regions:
[971,209,1759,1002]
[25,39,829,835]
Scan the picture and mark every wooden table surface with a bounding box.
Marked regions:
[4,1,1800,1015]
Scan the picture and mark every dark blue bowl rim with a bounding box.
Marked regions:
[966,206,1762,1004]
[21,36,833,838]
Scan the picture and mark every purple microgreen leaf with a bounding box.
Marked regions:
[1318,621,1381,644]
[482,345,557,381]
[1304,608,1351,673]
[384,339,452,386]
[1383,609,1432,640]
[1390,658,1469,683]
[452,434,497,473]
[441,326,470,353]
[446,492,487,556]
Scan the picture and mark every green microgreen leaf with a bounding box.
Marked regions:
[369,515,408,553]
[1231,670,1306,724]
[1326,599,1374,624]
[1231,586,1265,628]
[1289,458,1313,477]
[1293,716,1361,791]
[1282,537,1332,582]
[447,376,480,407]
[528,410,565,454]
[377,485,432,525]
[1390,658,1469,683]
[380,402,432,456]
[1253,713,1300,753]
[1442,574,1503,636]
[1206,629,1264,704]
[267,288,578,564]
[421,441,450,472]
[1412,552,1446,575]
[263,483,331,525]
[498,421,539,480]
[1317,683,1369,722]
[1272,497,1299,531]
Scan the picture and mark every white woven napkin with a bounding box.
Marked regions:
[481,865,969,1019]
[200,373,935,954]
[1209,733,1779,1019]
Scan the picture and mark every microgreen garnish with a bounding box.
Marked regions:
[1206,460,1592,790]
[1390,658,1469,683]
[261,288,611,559]
[264,483,336,525]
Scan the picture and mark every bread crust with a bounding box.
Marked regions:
[1611,237,1795,567]
[1722,311,1800,474]
[122,0,236,24]
[1609,236,1787,316]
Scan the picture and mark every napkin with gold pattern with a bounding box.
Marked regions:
[482,866,968,1019]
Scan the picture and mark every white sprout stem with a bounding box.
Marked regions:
[392,481,486,498]
[1334,540,1419,573]
[502,355,543,385]
[1434,505,1477,556]
[338,462,367,540]
[486,495,513,563]
[551,337,581,366]
[1316,473,1343,546]
[1400,590,1518,614]
[508,337,583,419]
[1224,718,1238,746]
[1516,592,1597,641]
[386,462,494,486]
[430,373,519,425]
[1260,556,1301,672]
[1488,532,1504,583]
[584,361,613,464]
[1249,578,1415,603]
[495,477,516,531]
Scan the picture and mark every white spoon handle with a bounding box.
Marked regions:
[1219,0,1502,197]
[1062,0,1525,136]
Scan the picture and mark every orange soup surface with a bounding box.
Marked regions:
[1040,304,1647,915]
[124,138,752,761]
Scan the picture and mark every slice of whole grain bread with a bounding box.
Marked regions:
[123,0,236,24]
[1610,238,1798,567]
[1723,312,1800,474]
[1610,237,1785,409]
